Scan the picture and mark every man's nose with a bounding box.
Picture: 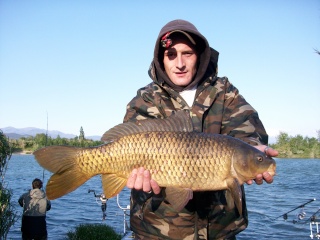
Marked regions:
[176,54,185,69]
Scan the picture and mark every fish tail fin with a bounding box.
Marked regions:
[34,146,91,200]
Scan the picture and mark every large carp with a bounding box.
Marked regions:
[34,111,276,214]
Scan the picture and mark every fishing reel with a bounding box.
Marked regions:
[297,208,306,220]
[292,208,307,224]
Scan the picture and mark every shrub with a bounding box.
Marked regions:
[0,130,18,239]
[66,223,122,240]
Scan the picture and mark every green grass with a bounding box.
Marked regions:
[66,223,122,240]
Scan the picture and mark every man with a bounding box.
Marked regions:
[18,178,51,240]
[124,19,278,239]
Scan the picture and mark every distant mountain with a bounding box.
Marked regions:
[1,127,101,141]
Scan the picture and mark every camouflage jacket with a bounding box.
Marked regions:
[123,74,268,240]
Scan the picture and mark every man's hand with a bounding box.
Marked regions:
[126,167,161,194]
[246,145,278,185]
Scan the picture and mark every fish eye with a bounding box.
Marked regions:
[257,156,263,162]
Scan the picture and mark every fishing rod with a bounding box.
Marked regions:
[273,198,316,221]
[42,111,49,188]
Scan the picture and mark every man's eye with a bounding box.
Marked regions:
[183,52,194,57]
[166,52,176,57]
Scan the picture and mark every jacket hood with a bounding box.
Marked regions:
[150,19,219,92]
[30,188,46,199]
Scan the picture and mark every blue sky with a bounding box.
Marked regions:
[1,1,319,141]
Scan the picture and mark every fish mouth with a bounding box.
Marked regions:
[267,164,277,177]
[269,171,276,177]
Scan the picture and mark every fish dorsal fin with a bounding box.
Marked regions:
[101,110,194,142]
[101,174,127,199]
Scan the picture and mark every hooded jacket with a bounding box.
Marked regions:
[19,188,51,237]
[124,19,268,239]
[19,188,51,216]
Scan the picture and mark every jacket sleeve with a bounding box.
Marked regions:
[221,79,268,145]
[18,194,24,207]
[46,199,51,211]
[123,84,165,122]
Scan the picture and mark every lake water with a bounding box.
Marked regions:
[4,155,320,240]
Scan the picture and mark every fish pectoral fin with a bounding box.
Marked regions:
[101,174,127,199]
[224,190,235,210]
[165,187,193,212]
[226,178,243,215]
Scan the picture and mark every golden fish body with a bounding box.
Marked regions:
[79,131,263,190]
[34,111,276,213]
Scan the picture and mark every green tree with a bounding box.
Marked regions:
[55,135,62,145]
[79,127,85,147]
[289,134,305,154]
[307,137,320,158]
[7,132,103,153]
[0,130,18,239]
[34,133,48,147]
[271,132,291,157]
[79,127,85,141]
[271,131,320,158]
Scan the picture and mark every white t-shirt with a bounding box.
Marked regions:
[179,87,197,107]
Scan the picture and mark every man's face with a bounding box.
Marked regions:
[163,37,197,87]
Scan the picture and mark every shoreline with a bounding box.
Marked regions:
[12,151,33,155]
